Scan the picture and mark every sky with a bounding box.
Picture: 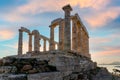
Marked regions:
[0,0,120,64]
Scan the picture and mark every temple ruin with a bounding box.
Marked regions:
[18,5,90,58]
[1,4,117,80]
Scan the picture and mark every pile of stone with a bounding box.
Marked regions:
[0,57,57,74]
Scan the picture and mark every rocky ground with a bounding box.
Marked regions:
[0,51,119,80]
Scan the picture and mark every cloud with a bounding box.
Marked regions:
[85,7,120,28]
[1,0,118,29]
[69,0,110,10]
[17,0,110,15]
[92,46,120,57]
[0,29,15,40]
[90,32,120,56]
[91,45,120,64]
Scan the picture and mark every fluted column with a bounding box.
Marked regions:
[43,39,46,51]
[77,25,82,53]
[87,36,89,54]
[62,5,72,51]
[18,29,23,55]
[81,28,84,54]
[28,33,32,52]
[49,26,55,50]
[59,20,64,50]
[33,30,40,52]
[82,31,86,55]
[86,35,90,57]
[85,33,89,55]
[72,19,78,51]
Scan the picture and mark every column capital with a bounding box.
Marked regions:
[49,25,55,29]
[62,4,72,11]
[19,29,23,32]
[28,33,32,35]
[43,39,46,41]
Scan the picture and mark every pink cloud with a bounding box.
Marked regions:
[90,37,112,45]
[93,48,120,56]
[85,7,120,28]
[17,0,66,15]
[69,0,110,10]
[16,0,110,15]
[3,14,26,22]
[1,0,119,28]
[0,29,15,40]
[91,46,120,64]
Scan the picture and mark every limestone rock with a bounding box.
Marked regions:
[28,68,38,74]
[2,57,16,66]
[0,74,27,80]
[0,59,3,66]
[0,66,17,74]
[22,65,32,71]
[27,72,62,80]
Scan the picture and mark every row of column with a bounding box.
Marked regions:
[49,19,64,51]
[49,5,72,51]
[18,29,49,55]
[72,17,89,55]
[49,17,89,55]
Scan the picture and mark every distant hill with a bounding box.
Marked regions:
[109,62,120,65]
[99,61,120,65]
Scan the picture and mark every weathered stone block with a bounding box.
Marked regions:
[8,74,27,80]
[3,57,16,66]
[0,66,17,74]
[57,66,74,71]
[22,65,32,71]
[28,72,63,80]
[49,56,79,67]
[28,68,38,74]
[0,59,3,66]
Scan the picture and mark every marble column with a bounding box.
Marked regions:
[77,25,82,53]
[87,36,89,54]
[33,30,40,52]
[86,35,90,58]
[85,34,89,54]
[18,29,23,55]
[81,28,84,54]
[72,19,78,51]
[59,20,64,50]
[28,33,32,52]
[83,31,86,55]
[49,26,55,50]
[43,39,46,51]
[62,5,72,51]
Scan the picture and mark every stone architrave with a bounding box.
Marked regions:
[28,33,32,52]
[18,29,23,55]
[49,26,55,50]
[59,19,64,50]
[62,5,72,51]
